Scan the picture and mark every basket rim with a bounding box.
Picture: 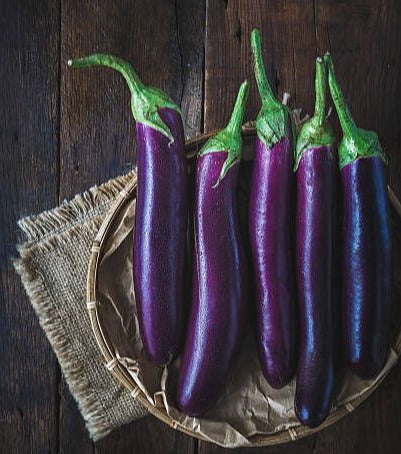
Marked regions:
[86,126,401,448]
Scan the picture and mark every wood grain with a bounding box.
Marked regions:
[58,379,93,454]
[0,0,60,452]
[1,0,401,452]
[95,415,194,454]
[199,0,401,453]
[201,1,316,451]
[60,0,204,451]
[315,0,401,199]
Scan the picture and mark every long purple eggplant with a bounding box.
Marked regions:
[248,29,296,389]
[294,58,336,427]
[69,55,188,366]
[326,54,392,379]
[176,81,249,416]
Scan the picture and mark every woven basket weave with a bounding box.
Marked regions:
[86,126,401,447]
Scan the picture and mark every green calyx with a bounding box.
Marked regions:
[294,57,335,170]
[251,28,290,149]
[199,80,249,187]
[325,53,387,169]
[68,54,181,141]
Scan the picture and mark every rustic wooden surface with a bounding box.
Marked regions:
[1,0,400,452]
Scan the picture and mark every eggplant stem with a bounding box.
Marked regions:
[251,29,290,149]
[198,80,249,186]
[314,57,327,127]
[251,29,277,106]
[68,53,181,141]
[68,54,144,95]
[325,53,358,138]
[225,81,250,136]
[326,52,387,168]
[294,56,335,171]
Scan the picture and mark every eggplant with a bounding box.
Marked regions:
[177,81,249,416]
[326,54,392,379]
[248,29,296,389]
[294,58,336,427]
[69,55,188,366]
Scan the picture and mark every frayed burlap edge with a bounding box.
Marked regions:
[18,171,135,245]
[13,171,146,441]
[14,249,114,440]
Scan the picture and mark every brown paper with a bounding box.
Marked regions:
[95,181,398,448]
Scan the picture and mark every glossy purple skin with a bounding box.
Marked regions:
[342,157,391,379]
[248,135,296,389]
[134,108,188,366]
[295,146,336,428]
[176,152,247,416]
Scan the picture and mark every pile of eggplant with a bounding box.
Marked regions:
[69,28,392,428]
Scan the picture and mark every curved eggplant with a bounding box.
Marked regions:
[294,58,336,427]
[177,81,249,416]
[69,55,188,366]
[248,29,296,389]
[326,54,392,379]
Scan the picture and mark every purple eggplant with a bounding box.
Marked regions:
[294,58,336,427]
[326,54,392,379]
[69,55,188,366]
[248,29,296,389]
[176,81,249,416]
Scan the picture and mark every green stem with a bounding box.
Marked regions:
[325,53,358,139]
[251,28,277,106]
[68,54,144,95]
[294,56,335,171]
[225,80,249,136]
[325,52,387,168]
[199,80,249,186]
[251,29,290,149]
[314,57,327,126]
[68,53,181,141]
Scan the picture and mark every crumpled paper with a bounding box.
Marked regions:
[94,177,398,448]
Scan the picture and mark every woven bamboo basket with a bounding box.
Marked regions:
[86,126,401,447]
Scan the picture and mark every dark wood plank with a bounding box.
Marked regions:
[60,0,204,199]
[177,0,206,139]
[198,439,315,454]
[201,0,316,451]
[0,0,60,452]
[95,415,193,454]
[287,214,401,454]
[201,1,401,453]
[305,2,401,453]
[204,0,318,131]
[2,1,400,452]
[58,379,94,454]
[315,0,401,199]
[204,0,252,131]
[60,0,205,452]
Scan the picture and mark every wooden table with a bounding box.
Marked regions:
[1,1,400,452]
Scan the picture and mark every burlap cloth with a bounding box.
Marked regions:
[94,172,398,448]
[13,166,399,447]
[14,170,147,441]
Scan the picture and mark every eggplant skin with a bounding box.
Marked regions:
[249,135,296,389]
[176,153,247,416]
[295,146,336,428]
[134,107,188,366]
[342,157,391,379]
